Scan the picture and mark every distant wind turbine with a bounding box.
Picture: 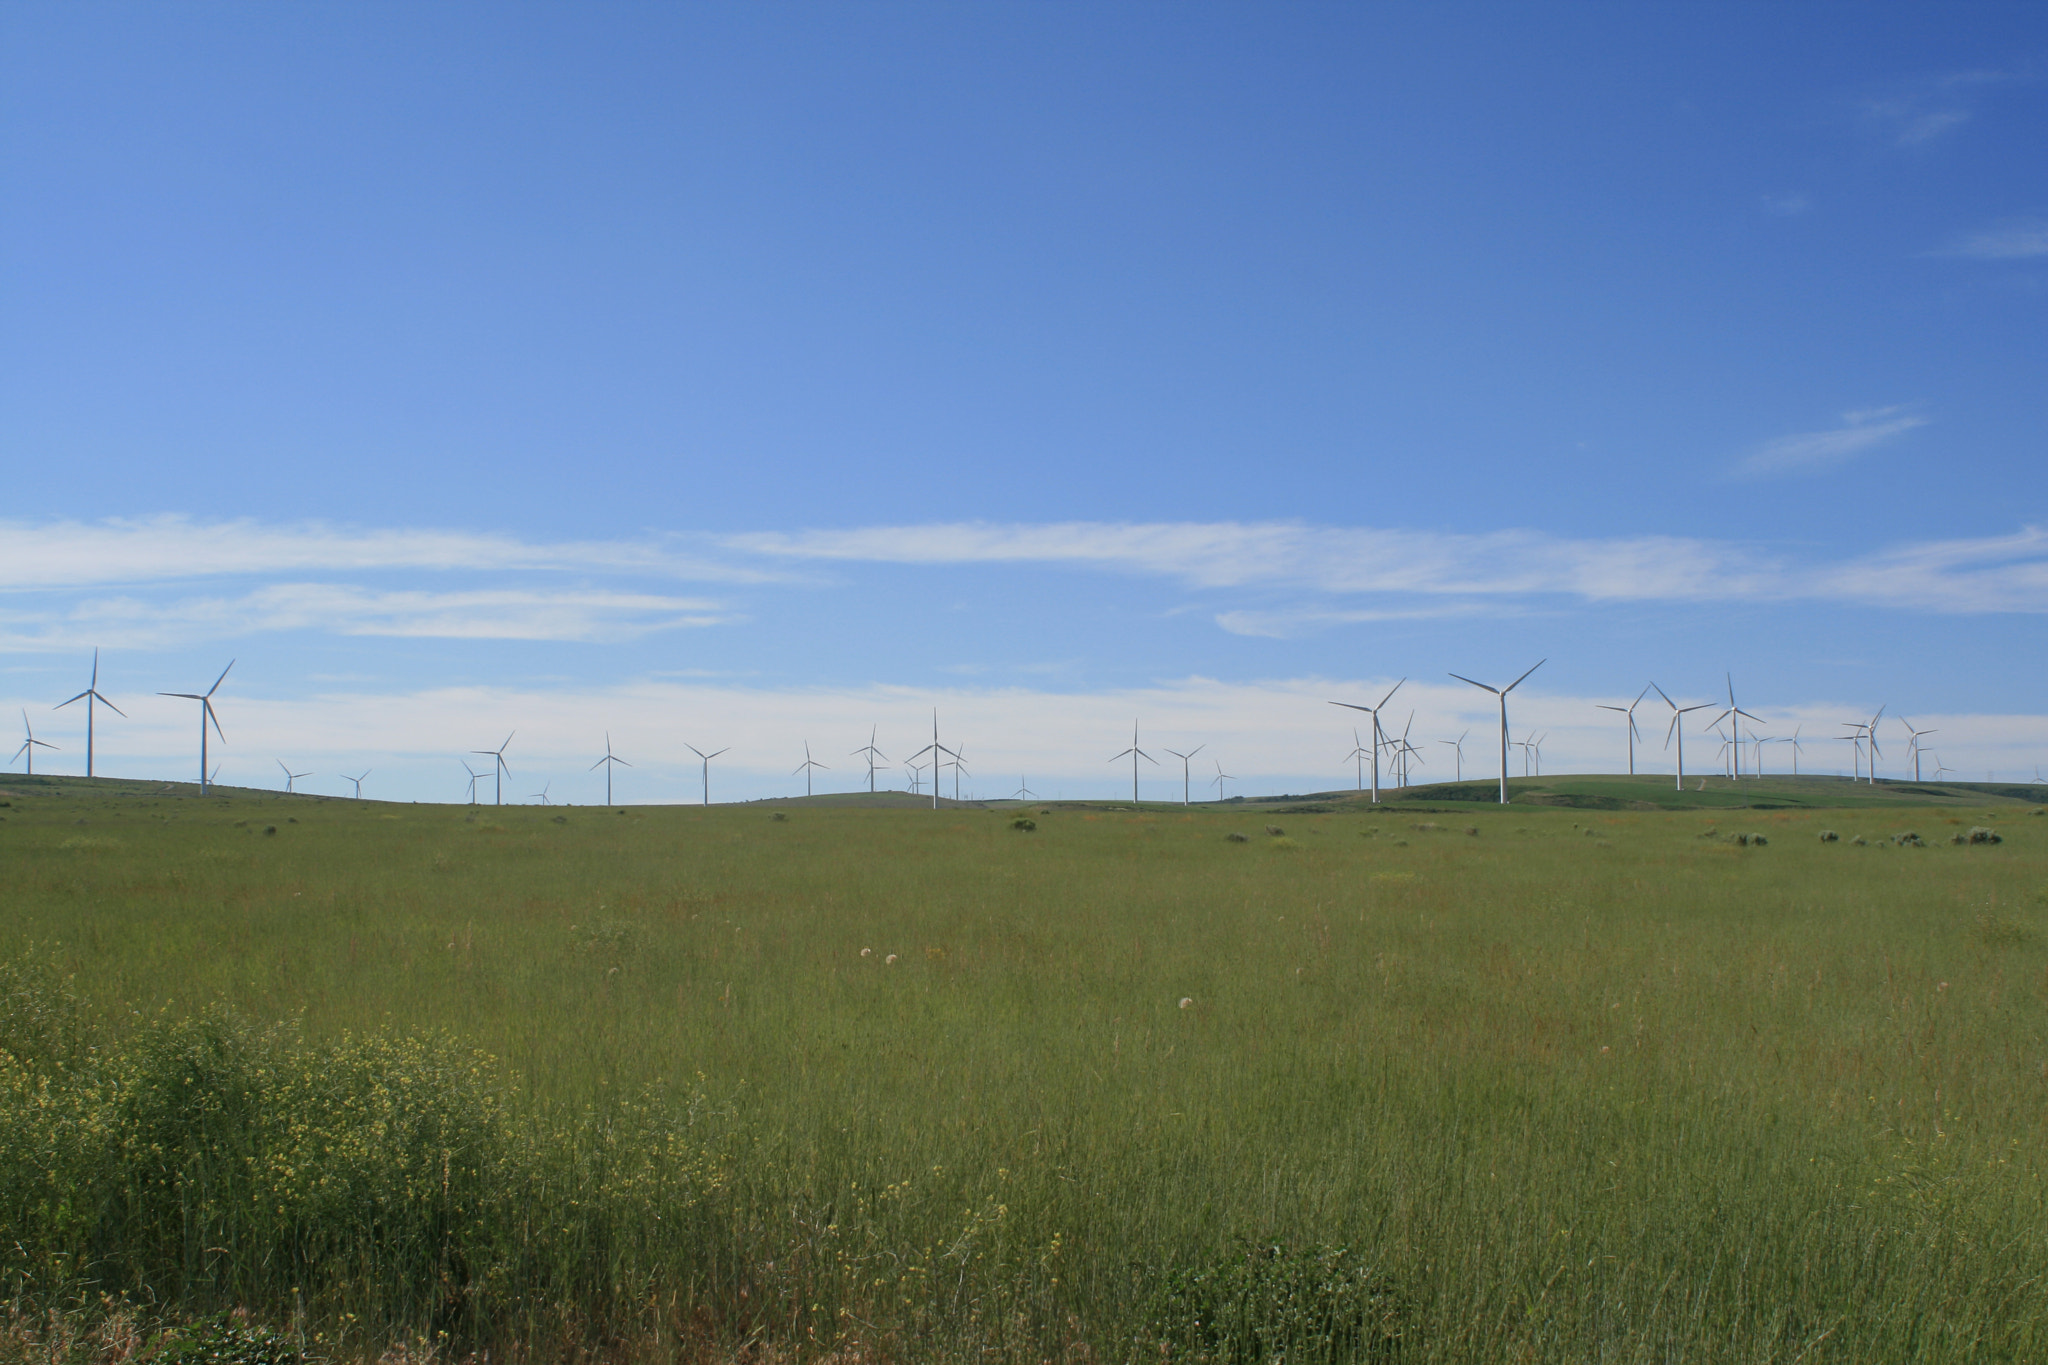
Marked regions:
[461,760,484,805]
[945,746,970,802]
[1705,675,1764,779]
[1784,725,1805,777]
[12,709,58,775]
[906,760,926,796]
[55,648,124,778]
[342,770,370,799]
[1651,683,1714,791]
[159,660,233,795]
[793,740,830,797]
[590,733,631,806]
[851,727,890,793]
[1013,777,1036,800]
[1934,755,1955,781]
[1449,661,1544,805]
[1165,743,1205,806]
[1211,759,1234,800]
[1899,716,1937,782]
[1108,720,1158,810]
[1595,686,1650,776]
[275,759,311,793]
[470,732,513,806]
[1328,678,1405,804]
[530,781,551,806]
[1440,729,1469,782]
[904,711,958,811]
[686,743,730,806]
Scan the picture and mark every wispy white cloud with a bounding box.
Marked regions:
[1735,408,1925,479]
[0,585,732,650]
[0,515,773,590]
[1937,218,2048,260]
[1858,68,2017,149]
[1760,192,1812,217]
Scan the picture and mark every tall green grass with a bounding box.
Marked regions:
[3,794,2047,1361]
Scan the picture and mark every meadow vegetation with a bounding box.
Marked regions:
[3,777,2047,1363]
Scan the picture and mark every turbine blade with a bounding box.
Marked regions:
[1447,673,1499,694]
[207,659,235,696]
[1504,659,1546,692]
[55,691,89,709]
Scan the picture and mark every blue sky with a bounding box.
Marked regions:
[4,2,2045,802]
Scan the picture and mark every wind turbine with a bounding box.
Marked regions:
[1651,684,1714,791]
[1341,729,1373,792]
[686,743,729,806]
[461,760,484,805]
[1595,686,1650,775]
[589,733,631,805]
[1109,720,1158,810]
[1702,675,1764,779]
[904,711,958,811]
[1784,725,1805,777]
[55,648,124,778]
[11,710,58,775]
[1527,732,1546,778]
[1514,731,1535,778]
[159,660,233,794]
[1440,729,1469,782]
[342,770,370,799]
[1013,777,1036,800]
[1211,759,1234,800]
[851,727,889,793]
[1933,755,1955,781]
[275,759,311,793]
[793,740,830,797]
[1861,707,1886,783]
[530,781,552,805]
[1899,717,1937,782]
[1328,678,1405,804]
[1449,661,1544,805]
[1164,744,1206,806]
[1394,713,1422,786]
[946,746,971,801]
[906,761,926,796]
[470,732,514,806]
[1399,734,1427,786]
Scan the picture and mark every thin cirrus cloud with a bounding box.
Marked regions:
[1937,218,2048,260]
[0,515,774,590]
[1733,408,1925,479]
[0,585,733,651]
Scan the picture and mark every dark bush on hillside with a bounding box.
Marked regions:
[1955,826,2002,845]
[1819,830,1840,843]
[1225,832,1249,843]
[1264,825,1284,837]
[1009,817,1037,832]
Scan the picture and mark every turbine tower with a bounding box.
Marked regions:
[55,648,124,778]
[1651,684,1714,791]
[11,710,58,775]
[159,660,233,794]
[589,733,631,806]
[1705,675,1764,779]
[470,732,514,806]
[851,727,889,793]
[1108,721,1158,810]
[1165,743,1205,806]
[342,770,370,799]
[1440,729,1469,782]
[275,759,311,793]
[686,743,729,806]
[1328,678,1405,804]
[1449,660,1544,805]
[904,711,958,811]
[1595,685,1650,775]
[793,740,830,797]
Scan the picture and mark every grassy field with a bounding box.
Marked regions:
[4,774,2048,1363]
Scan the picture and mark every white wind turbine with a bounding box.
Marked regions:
[1528,732,1546,778]
[1705,675,1764,779]
[905,761,926,796]
[470,732,514,806]
[1013,777,1036,800]
[159,660,233,795]
[1211,759,1234,800]
[275,759,311,793]
[1328,678,1405,804]
[948,747,971,801]
[793,740,830,797]
[1595,686,1651,776]
[1839,723,1868,781]
[904,711,958,811]
[342,770,370,799]
[530,781,552,805]
[1440,729,1469,782]
[1783,725,1805,777]
[1109,721,1157,810]
[1864,705,1886,783]
[1342,728,1373,791]
[1899,717,1936,782]
[1449,661,1544,805]
[55,648,124,778]
[590,733,631,806]
[1514,731,1535,778]
[12,709,57,775]
[1933,755,1955,781]
[851,727,889,793]
[686,743,729,806]
[460,760,484,805]
[1651,684,1714,791]
[1165,743,1205,806]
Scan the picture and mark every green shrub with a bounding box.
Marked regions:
[1147,1239,1403,1364]
[1009,817,1037,832]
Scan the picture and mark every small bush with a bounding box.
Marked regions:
[1264,825,1285,837]
[262,826,277,836]
[1225,832,1249,843]
[1008,817,1037,832]
[150,1312,307,1365]
[1733,832,1768,847]
[1818,830,1839,842]
[1147,1239,1404,1365]
[769,811,788,822]
[550,814,568,825]
[1851,837,1868,846]
[1465,826,1479,837]
[1893,831,1924,847]
[1697,828,1718,839]
[1975,912,2034,948]
[1969,826,2003,845]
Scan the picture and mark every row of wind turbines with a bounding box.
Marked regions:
[11,651,2037,807]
